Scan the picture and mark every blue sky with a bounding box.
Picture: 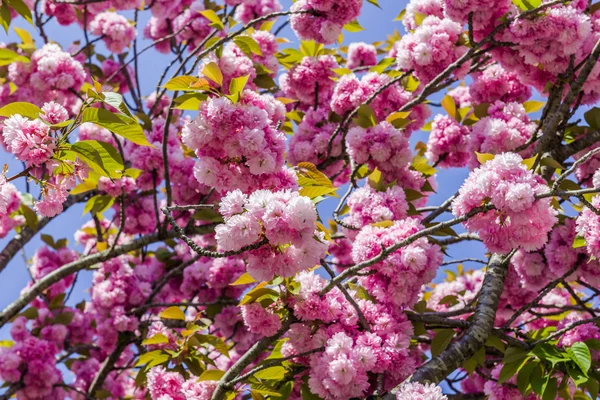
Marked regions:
[0,0,485,339]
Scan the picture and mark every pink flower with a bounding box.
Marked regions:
[90,12,137,54]
[280,55,339,106]
[40,101,69,125]
[147,367,185,400]
[290,0,363,44]
[241,303,282,337]
[426,114,471,168]
[452,153,557,253]
[346,42,377,69]
[396,382,447,400]
[3,115,55,166]
[469,64,532,104]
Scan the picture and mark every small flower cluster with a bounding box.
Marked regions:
[215,189,328,280]
[287,108,346,181]
[290,0,363,44]
[452,153,557,253]
[183,92,290,194]
[427,269,484,313]
[401,0,444,32]
[90,12,137,54]
[280,55,339,107]
[342,184,409,233]
[468,101,536,168]
[352,218,443,307]
[330,72,430,131]
[147,366,218,400]
[396,382,448,400]
[347,121,418,187]
[283,271,417,399]
[346,42,377,69]
[576,195,600,260]
[396,16,468,83]
[443,0,511,36]
[240,302,281,337]
[2,115,55,166]
[469,64,532,105]
[426,114,471,168]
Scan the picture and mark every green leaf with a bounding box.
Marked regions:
[573,236,586,249]
[504,346,530,364]
[173,93,208,110]
[201,62,223,86]
[0,101,40,119]
[83,194,114,216]
[411,154,436,176]
[353,104,377,128]
[239,285,279,306]
[517,360,539,394]
[135,350,169,367]
[81,108,151,147]
[584,107,600,129]
[254,366,286,380]
[512,0,542,11]
[498,357,529,384]
[102,92,133,117]
[198,369,225,381]
[523,100,545,113]
[5,0,32,24]
[543,378,558,400]
[233,36,263,57]
[199,9,224,30]
[298,186,338,199]
[585,379,599,400]
[19,204,37,229]
[343,20,364,32]
[228,75,250,100]
[531,343,569,367]
[163,75,200,91]
[567,342,592,375]
[71,140,124,178]
[394,9,406,22]
[441,95,458,121]
[431,329,455,357]
[142,333,169,346]
[230,272,257,286]
[486,335,506,353]
[0,48,29,66]
[159,306,186,320]
[413,11,426,26]
[301,383,322,400]
[475,152,495,165]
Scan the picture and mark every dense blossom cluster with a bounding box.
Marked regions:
[1,0,600,399]
[352,218,442,307]
[215,189,328,280]
[290,0,363,44]
[396,16,468,83]
[182,91,290,194]
[452,153,556,253]
[467,101,536,168]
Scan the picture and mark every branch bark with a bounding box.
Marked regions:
[0,224,216,328]
[382,253,513,399]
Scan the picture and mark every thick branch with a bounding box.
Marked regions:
[0,224,216,328]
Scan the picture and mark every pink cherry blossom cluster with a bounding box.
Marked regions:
[280,55,339,107]
[7,44,86,112]
[240,302,282,337]
[576,195,600,261]
[2,115,55,166]
[493,2,594,99]
[183,91,290,194]
[468,101,536,169]
[347,121,428,190]
[401,0,444,32]
[179,256,246,302]
[215,189,328,280]
[396,16,468,83]
[396,382,447,400]
[287,108,347,181]
[352,218,443,307]
[342,184,409,233]
[442,0,511,36]
[0,177,24,238]
[282,272,416,398]
[426,114,471,168]
[330,72,430,131]
[452,153,557,253]
[147,366,218,400]
[469,64,532,105]
[346,42,377,70]
[290,0,363,44]
[234,0,282,24]
[90,12,137,54]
